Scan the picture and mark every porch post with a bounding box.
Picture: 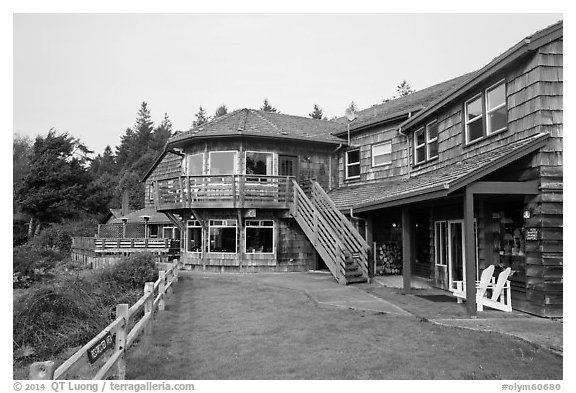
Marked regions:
[464,187,477,317]
[401,207,412,294]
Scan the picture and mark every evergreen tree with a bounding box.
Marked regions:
[309,104,325,120]
[347,101,358,113]
[13,133,33,210]
[16,130,100,236]
[396,80,415,97]
[91,145,117,177]
[214,104,228,118]
[151,113,173,151]
[192,106,210,128]
[260,98,278,113]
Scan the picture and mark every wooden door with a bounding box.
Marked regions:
[279,155,298,178]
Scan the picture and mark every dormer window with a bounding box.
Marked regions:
[414,119,438,165]
[464,79,507,145]
[345,149,360,179]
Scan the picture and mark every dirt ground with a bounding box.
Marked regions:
[126,274,562,380]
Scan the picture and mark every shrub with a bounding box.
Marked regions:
[13,253,158,361]
[33,219,98,253]
[96,253,158,291]
[13,244,67,286]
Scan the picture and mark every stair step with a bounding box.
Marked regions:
[346,276,368,284]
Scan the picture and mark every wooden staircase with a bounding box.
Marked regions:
[290,180,369,285]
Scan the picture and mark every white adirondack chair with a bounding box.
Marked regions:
[452,265,512,312]
[453,264,494,304]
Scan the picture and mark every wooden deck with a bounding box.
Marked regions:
[153,174,294,210]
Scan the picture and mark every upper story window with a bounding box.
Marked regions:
[414,119,438,165]
[371,141,392,167]
[464,80,507,145]
[148,183,154,201]
[345,149,360,179]
[186,153,204,176]
[209,151,237,175]
[246,151,274,176]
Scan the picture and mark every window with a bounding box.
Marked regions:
[434,221,448,266]
[464,80,507,144]
[148,184,154,201]
[186,153,204,176]
[246,152,274,178]
[426,121,439,159]
[163,225,181,240]
[279,155,297,177]
[414,128,426,164]
[371,141,392,167]
[414,119,439,165]
[209,151,237,175]
[209,220,237,253]
[186,220,202,252]
[245,220,274,253]
[149,225,158,238]
[345,149,360,179]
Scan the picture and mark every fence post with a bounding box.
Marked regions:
[144,282,154,345]
[159,271,166,311]
[115,304,129,380]
[173,261,179,283]
[29,361,55,380]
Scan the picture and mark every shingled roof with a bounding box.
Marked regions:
[168,108,345,146]
[333,71,479,136]
[328,133,549,212]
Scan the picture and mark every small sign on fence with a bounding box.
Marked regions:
[87,332,113,364]
[525,228,539,241]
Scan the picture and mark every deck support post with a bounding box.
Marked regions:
[402,207,412,294]
[464,187,477,317]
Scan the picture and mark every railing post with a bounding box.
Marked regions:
[159,271,166,311]
[115,304,129,380]
[29,361,55,380]
[292,182,298,215]
[178,176,184,205]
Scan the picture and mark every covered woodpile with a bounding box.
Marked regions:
[375,242,402,275]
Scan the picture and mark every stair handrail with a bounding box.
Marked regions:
[292,181,348,282]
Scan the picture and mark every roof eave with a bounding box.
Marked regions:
[399,22,563,134]
[167,133,346,147]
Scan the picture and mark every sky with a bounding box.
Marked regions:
[13,13,563,155]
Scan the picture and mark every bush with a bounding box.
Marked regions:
[96,253,158,291]
[13,253,158,361]
[33,219,98,253]
[13,244,68,287]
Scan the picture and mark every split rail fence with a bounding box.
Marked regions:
[29,262,180,380]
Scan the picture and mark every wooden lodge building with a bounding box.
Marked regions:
[74,21,562,317]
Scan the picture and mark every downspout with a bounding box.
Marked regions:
[329,144,344,190]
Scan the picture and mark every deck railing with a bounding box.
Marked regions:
[154,174,294,209]
[72,237,172,253]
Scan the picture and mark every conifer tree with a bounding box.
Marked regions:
[260,98,278,113]
[309,104,325,120]
[192,106,210,128]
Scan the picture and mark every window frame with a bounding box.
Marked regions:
[371,141,392,167]
[184,152,205,176]
[463,79,507,146]
[414,127,426,165]
[208,150,238,175]
[345,148,361,180]
[186,220,203,253]
[426,120,439,160]
[244,151,275,177]
[434,221,448,266]
[208,219,238,254]
[148,183,154,202]
[245,220,275,254]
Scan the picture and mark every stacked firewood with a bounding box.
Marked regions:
[375,242,402,275]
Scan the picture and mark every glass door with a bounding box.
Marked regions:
[448,220,465,290]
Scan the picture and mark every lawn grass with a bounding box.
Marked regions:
[126,275,562,380]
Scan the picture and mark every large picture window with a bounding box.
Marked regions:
[186,153,204,176]
[371,141,392,167]
[246,151,274,177]
[209,220,237,253]
[345,149,360,179]
[464,79,507,144]
[245,220,274,253]
[186,220,202,252]
[209,151,237,175]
